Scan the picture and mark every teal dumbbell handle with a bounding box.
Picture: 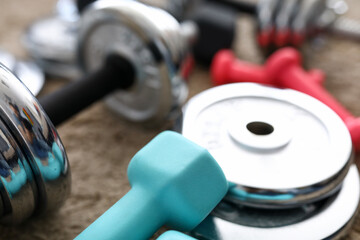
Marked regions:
[76,186,164,239]
[157,231,197,240]
[75,131,227,240]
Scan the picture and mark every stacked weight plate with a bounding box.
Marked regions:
[180,83,360,239]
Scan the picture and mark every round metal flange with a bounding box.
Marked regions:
[181,83,353,208]
[191,165,360,240]
[78,0,189,125]
[0,50,44,96]
[23,14,82,79]
[0,63,71,223]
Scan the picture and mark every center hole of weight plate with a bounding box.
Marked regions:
[246,121,274,135]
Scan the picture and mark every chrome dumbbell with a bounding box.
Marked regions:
[0,0,191,224]
[180,83,360,239]
[37,0,193,127]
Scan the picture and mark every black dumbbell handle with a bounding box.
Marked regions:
[76,0,97,13]
[76,0,258,17]
[39,55,135,126]
[210,0,257,15]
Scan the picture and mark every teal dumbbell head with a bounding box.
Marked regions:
[157,231,197,240]
[76,131,227,240]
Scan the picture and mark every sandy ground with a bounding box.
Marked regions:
[0,0,360,239]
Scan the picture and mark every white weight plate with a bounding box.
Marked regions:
[182,83,352,208]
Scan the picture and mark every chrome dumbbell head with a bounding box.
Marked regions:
[0,64,70,224]
[78,0,191,124]
[181,83,353,209]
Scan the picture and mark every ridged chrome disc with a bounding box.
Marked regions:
[0,64,71,223]
[78,0,189,124]
[191,165,360,239]
[182,83,353,208]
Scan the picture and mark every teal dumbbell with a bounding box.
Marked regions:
[157,231,197,240]
[75,131,228,240]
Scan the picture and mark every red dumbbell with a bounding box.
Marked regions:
[211,47,360,151]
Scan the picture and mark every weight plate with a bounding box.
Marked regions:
[191,165,360,239]
[0,50,44,96]
[78,0,188,124]
[181,83,352,208]
[23,15,82,79]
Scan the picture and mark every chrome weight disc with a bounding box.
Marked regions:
[78,0,189,124]
[181,83,353,208]
[23,13,82,79]
[0,50,44,96]
[0,64,71,223]
[191,165,360,240]
[0,117,37,224]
